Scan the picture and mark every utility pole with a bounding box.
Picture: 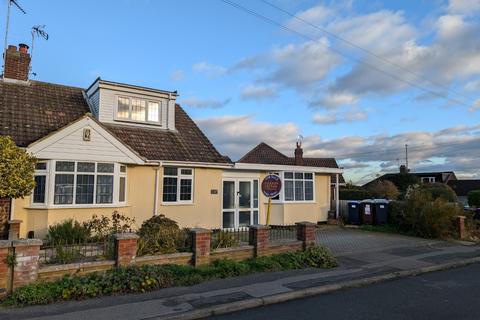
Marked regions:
[405,144,409,172]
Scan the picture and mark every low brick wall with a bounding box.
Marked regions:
[264,241,303,256]
[38,260,115,282]
[136,252,193,266]
[211,245,254,262]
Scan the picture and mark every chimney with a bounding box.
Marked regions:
[399,164,409,174]
[294,141,304,166]
[3,43,31,81]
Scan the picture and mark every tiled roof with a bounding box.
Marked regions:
[447,180,480,197]
[238,142,340,168]
[103,105,230,163]
[0,80,90,147]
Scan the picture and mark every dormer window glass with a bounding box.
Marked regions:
[116,96,162,124]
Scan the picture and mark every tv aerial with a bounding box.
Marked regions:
[3,0,27,77]
[30,25,49,76]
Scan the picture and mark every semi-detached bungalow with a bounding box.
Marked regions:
[0,44,343,239]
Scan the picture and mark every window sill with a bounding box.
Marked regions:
[265,201,317,205]
[161,202,195,206]
[25,203,131,210]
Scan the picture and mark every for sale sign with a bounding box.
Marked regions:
[261,174,282,198]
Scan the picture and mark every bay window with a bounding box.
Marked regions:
[162,167,194,203]
[33,162,48,204]
[283,172,314,202]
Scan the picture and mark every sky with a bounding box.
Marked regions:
[2,0,480,184]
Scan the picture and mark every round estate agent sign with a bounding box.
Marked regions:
[261,174,282,198]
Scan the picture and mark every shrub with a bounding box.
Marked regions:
[366,180,399,200]
[467,190,480,208]
[211,231,239,249]
[2,245,336,306]
[46,219,90,244]
[340,188,374,200]
[83,211,136,241]
[417,183,458,202]
[390,188,462,239]
[137,215,188,255]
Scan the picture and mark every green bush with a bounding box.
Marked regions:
[340,188,374,200]
[417,183,458,202]
[211,231,239,249]
[2,246,336,306]
[366,180,399,200]
[390,188,462,239]
[467,190,480,208]
[46,220,90,244]
[137,215,189,255]
[83,211,136,241]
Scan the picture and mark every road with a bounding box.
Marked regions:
[210,263,480,320]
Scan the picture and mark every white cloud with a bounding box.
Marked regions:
[169,69,185,81]
[312,113,338,124]
[286,4,333,32]
[313,107,368,125]
[310,92,359,109]
[469,99,480,112]
[181,97,231,109]
[240,85,277,100]
[192,61,227,77]
[447,0,480,15]
[465,80,480,91]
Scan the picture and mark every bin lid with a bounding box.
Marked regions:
[348,201,360,205]
[373,199,389,204]
[360,199,374,203]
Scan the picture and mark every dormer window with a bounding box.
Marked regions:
[116,96,161,124]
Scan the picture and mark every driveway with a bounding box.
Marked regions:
[316,226,442,256]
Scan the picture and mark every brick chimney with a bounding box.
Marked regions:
[399,164,408,174]
[3,43,31,81]
[294,142,304,166]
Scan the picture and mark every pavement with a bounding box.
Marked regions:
[210,261,480,320]
[1,227,479,320]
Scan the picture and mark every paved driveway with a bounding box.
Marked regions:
[316,227,441,256]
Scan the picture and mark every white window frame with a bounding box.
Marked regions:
[161,167,194,205]
[31,161,49,206]
[282,171,316,203]
[30,160,127,208]
[115,95,163,125]
[421,177,436,183]
[221,178,259,229]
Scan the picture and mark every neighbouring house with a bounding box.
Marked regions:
[363,165,457,188]
[0,43,343,238]
[447,180,480,206]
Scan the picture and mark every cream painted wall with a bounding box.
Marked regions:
[158,167,223,228]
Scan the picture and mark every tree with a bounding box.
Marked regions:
[467,190,480,208]
[366,180,400,200]
[0,136,36,198]
[418,183,457,202]
[389,174,420,193]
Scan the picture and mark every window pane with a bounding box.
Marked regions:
[180,179,192,201]
[180,169,192,175]
[120,165,127,173]
[77,162,95,172]
[33,175,46,203]
[131,98,146,121]
[253,180,258,208]
[253,210,259,225]
[223,181,235,209]
[147,101,159,122]
[55,161,74,172]
[222,211,235,229]
[295,180,305,201]
[35,162,47,170]
[284,172,293,179]
[305,181,314,201]
[76,174,94,204]
[239,211,250,227]
[239,181,251,208]
[163,177,177,202]
[164,167,178,176]
[54,174,74,204]
[285,180,294,201]
[97,163,114,173]
[96,175,113,204]
[295,172,304,179]
[117,97,130,119]
[305,173,313,180]
[119,177,126,202]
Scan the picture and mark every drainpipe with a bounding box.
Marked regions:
[335,173,340,219]
[153,162,162,216]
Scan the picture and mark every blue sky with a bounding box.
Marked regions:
[3,0,480,184]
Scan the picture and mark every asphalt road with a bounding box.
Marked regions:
[210,263,480,320]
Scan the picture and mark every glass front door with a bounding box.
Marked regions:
[222,179,259,229]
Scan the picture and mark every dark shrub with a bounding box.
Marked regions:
[417,183,457,202]
[467,190,480,208]
[366,180,400,200]
[340,188,374,200]
[137,215,189,255]
[46,219,90,244]
[83,211,136,241]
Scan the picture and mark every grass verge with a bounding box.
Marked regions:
[1,245,336,307]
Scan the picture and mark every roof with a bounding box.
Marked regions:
[238,142,340,168]
[0,79,90,147]
[447,180,480,196]
[364,170,457,187]
[1,79,229,164]
[103,105,230,164]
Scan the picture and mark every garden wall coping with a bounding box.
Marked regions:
[39,260,116,273]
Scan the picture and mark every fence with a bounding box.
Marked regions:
[39,239,114,265]
[211,228,249,249]
[268,225,297,241]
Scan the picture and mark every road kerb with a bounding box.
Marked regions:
[153,257,480,320]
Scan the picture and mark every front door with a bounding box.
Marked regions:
[222,179,259,229]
